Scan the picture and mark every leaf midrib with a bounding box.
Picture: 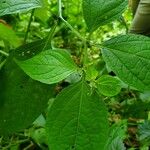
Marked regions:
[102,48,147,88]
[73,80,84,149]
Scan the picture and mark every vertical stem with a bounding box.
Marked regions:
[120,15,129,33]
[43,21,58,50]
[0,50,9,57]
[57,0,88,69]
[3,40,10,52]
[24,9,35,44]
[0,59,7,70]
[83,40,88,68]
[58,0,62,18]
[57,0,85,42]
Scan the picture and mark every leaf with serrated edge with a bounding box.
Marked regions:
[0,0,43,16]
[46,80,109,150]
[82,0,127,32]
[101,34,150,91]
[15,49,78,84]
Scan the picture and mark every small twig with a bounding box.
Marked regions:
[120,15,129,33]
[2,139,29,150]
[3,40,10,52]
[42,21,58,50]
[24,9,35,44]
[0,50,9,57]
[23,141,34,150]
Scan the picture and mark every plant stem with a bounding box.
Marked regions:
[23,141,34,150]
[120,15,129,33]
[0,59,7,70]
[57,0,85,42]
[43,21,58,50]
[3,40,10,52]
[57,0,88,69]
[24,9,35,44]
[83,40,88,67]
[0,50,9,57]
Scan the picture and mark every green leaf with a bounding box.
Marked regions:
[13,38,51,60]
[138,120,150,145]
[122,100,150,119]
[34,0,50,22]
[106,137,126,150]
[85,65,98,81]
[96,75,121,97]
[105,121,127,150]
[0,0,43,16]
[15,49,78,84]
[31,128,48,146]
[82,0,127,32]
[101,34,150,91]
[0,23,21,47]
[0,57,54,135]
[46,80,109,150]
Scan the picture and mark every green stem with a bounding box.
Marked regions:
[3,40,10,52]
[0,59,7,70]
[57,0,85,42]
[43,21,58,50]
[120,15,129,33]
[57,0,88,69]
[0,50,9,57]
[23,142,34,150]
[83,40,88,67]
[24,9,35,44]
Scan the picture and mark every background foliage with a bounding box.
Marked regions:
[0,0,150,150]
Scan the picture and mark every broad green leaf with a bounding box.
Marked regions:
[106,137,126,150]
[140,91,150,102]
[0,23,21,47]
[101,34,150,91]
[13,38,51,60]
[46,80,109,150]
[15,49,78,84]
[138,120,150,145]
[0,0,43,16]
[105,121,127,150]
[30,128,48,146]
[96,75,121,97]
[82,0,127,32]
[0,57,54,135]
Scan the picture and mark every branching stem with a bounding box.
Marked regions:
[57,0,88,68]
[24,9,35,44]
